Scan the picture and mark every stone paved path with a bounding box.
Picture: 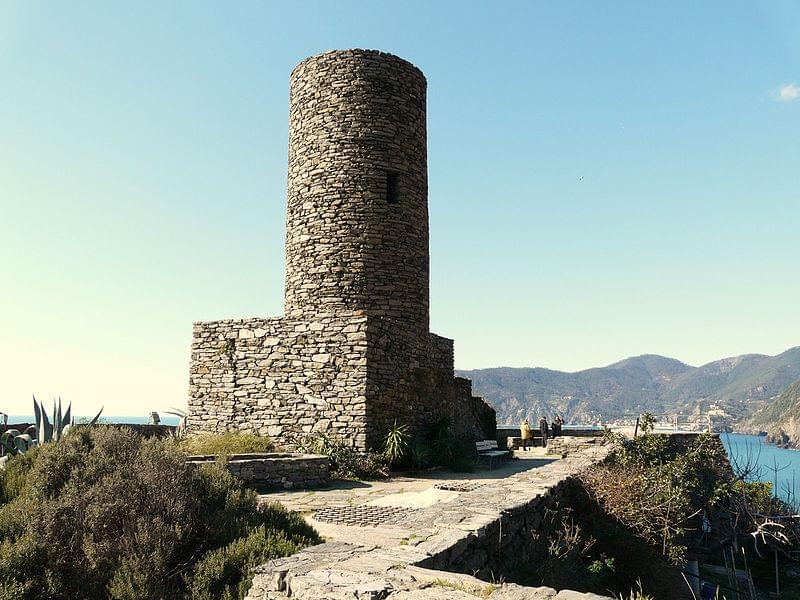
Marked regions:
[248,441,613,599]
[261,450,560,547]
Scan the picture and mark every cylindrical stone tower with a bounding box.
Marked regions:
[284,50,429,346]
[187,50,492,453]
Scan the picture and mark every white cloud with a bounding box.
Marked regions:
[778,83,800,102]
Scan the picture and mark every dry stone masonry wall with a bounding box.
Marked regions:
[189,314,369,447]
[188,49,495,450]
[285,50,429,338]
[186,453,329,490]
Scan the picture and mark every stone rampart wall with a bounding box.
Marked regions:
[499,427,602,438]
[188,313,369,448]
[500,428,604,451]
[450,377,496,441]
[245,434,723,598]
[416,443,608,581]
[187,453,329,490]
[560,428,605,437]
[189,313,495,451]
[363,328,494,447]
[545,434,605,456]
[428,333,454,375]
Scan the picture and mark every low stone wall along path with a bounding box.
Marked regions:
[247,440,612,599]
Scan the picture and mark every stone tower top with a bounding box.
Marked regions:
[290,49,426,82]
[283,49,430,342]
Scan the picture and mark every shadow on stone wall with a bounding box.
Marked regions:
[508,478,694,599]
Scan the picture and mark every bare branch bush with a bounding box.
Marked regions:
[721,433,800,558]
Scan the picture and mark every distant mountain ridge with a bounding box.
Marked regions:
[457,347,800,425]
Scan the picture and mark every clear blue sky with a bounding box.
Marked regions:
[1,1,798,415]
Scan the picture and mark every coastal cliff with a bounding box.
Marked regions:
[744,380,800,449]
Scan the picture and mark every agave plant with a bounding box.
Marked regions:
[164,407,188,439]
[0,425,37,457]
[32,395,103,444]
[0,398,104,469]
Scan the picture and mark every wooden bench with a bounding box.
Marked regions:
[475,440,510,469]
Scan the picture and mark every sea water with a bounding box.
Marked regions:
[5,415,181,426]
[722,433,800,506]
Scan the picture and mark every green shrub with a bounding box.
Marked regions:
[523,508,617,592]
[616,582,653,600]
[0,426,319,599]
[294,434,388,480]
[410,415,475,473]
[638,412,657,434]
[408,435,433,470]
[0,448,37,504]
[583,433,730,564]
[733,480,774,513]
[414,414,455,465]
[179,431,274,456]
[187,506,316,600]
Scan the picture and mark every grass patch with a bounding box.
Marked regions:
[292,433,388,480]
[430,578,498,598]
[180,431,274,456]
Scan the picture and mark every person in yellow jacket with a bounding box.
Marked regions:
[520,418,532,451]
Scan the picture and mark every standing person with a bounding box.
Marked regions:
[520,418,532,451]
[552,416,563,437]
[539,416,549,448]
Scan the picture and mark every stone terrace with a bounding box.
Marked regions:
[247,441,611,599]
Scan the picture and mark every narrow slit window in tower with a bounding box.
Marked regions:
[386,172,400,204]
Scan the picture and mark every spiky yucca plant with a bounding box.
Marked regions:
[382,421,409,467]
[164,407,188,439]
[31,395,103,445]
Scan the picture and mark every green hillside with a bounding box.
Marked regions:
[740,380,800,448]
[458,347,800,425]
[746,379,800,430]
